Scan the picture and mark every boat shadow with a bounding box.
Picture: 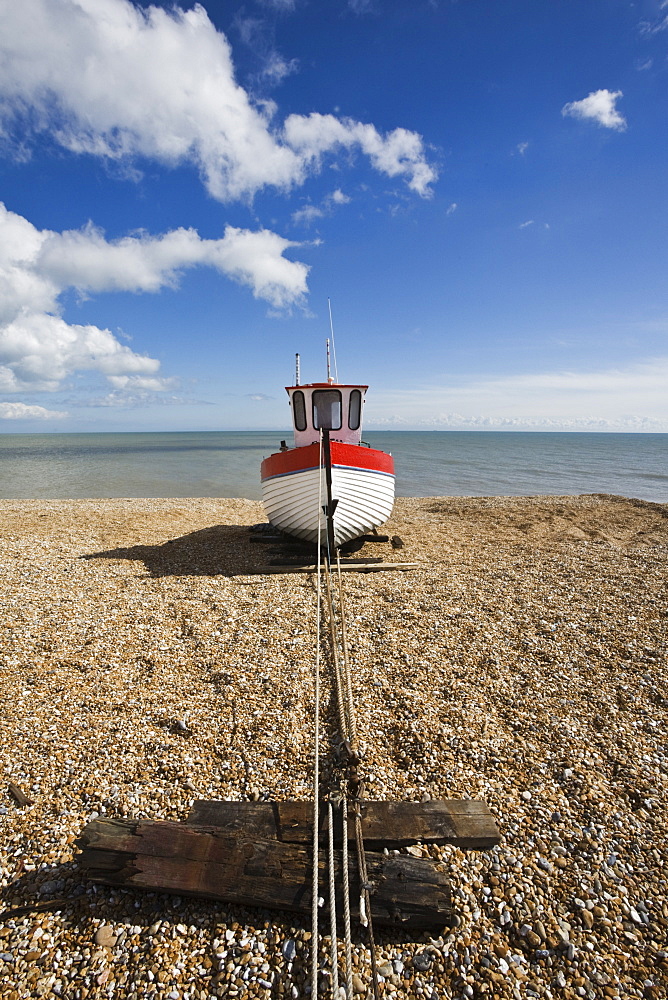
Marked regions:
[82,524,286,578]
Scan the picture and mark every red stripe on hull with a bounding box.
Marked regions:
[261,441,394,480]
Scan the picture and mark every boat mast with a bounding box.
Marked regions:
[327,298,339,382]
[295,352,301,386]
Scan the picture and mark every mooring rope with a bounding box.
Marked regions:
[327,799,339,998]
[313,455,380,1000]
[335,551,356,747]
[353,807,382,1000]
[325,572,348,743]
[311,431,324,1000]
[333,552,381,1000]
[341,795,354,1000]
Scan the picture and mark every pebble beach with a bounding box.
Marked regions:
[1,493,667,1000]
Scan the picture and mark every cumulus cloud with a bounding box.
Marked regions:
[0,202,309,392]
[0,0,436,200]
[0,401,66,420]
[561,89,627,131]
[283,114,436,196]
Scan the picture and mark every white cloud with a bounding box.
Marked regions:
[639,8,668,35]
[519,220,534,229]
[0,202,310,392]
[284,114,437,197]
[292,204,325,226]
[292,188,353,226]
[0,0,436,201]
[87,389,194,408]
[330,189,351,205]
[106,375,179,391]
[446,203,457,215]
[0,401,66,420]
[517,141,529,155]
[366,358,668,431]
[260,51,299,86]
[561,89,627,131]
[234,13,299,87]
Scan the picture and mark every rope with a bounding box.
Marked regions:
[313,443,380,1000]
[341,796,354,1000]
[334,551,381,1000]
[327,800,339,998]
[310,431,324,1000]
[325,570,348,743]
[354,810,382,1000]
[335,551,356,747]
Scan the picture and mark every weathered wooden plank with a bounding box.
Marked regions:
[187,801,280,840]
[269,556,385,567]
[249,562,420,574]
[76,819,451,929]
[187,799,500,850]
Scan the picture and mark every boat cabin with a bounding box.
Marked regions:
[286,382,368,447]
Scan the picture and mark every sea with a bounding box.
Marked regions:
[0,431,666,503]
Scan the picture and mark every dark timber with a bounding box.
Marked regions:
[186,799,500,850]
[76,800,499,928]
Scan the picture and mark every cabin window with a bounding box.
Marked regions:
[292,390,307,431]
[348,389,362,430]
[312,389,342,430]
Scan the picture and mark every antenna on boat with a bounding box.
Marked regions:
[327,298,339,383]
[295,352,301,386]
[326,338,333,383]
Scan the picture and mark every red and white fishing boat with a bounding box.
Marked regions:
[261,351,395,549]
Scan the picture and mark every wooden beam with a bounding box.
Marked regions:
[186,799,500,850]
[248,562,420,574]
[76,819,452,929]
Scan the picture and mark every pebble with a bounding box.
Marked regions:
[282,939,297,961]
[94,925,117,948]
[412,952,432,971]
[0,495,666,1000]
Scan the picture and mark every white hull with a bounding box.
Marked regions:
[261,465,395,546]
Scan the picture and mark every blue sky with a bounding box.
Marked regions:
[0,0,667,431]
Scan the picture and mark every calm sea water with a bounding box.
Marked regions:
[0,431,666,502]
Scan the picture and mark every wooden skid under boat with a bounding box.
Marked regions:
[76,800,499,929]
[261,441,395,546]
[187,798,500,849]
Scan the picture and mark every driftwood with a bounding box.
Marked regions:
[186,799,500,850]
[8,782,32,807]
[76,818,451,929]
